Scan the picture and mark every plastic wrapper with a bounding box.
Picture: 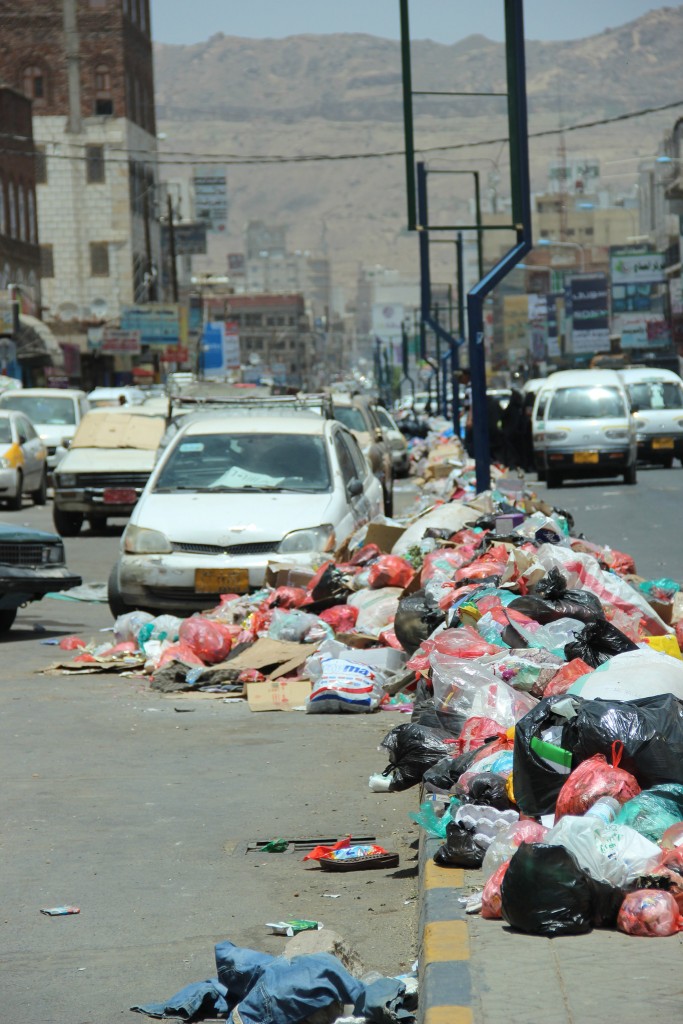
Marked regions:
[481,820,548,882]
[178,616,233,665]
[545,817,661,887]
[510,615,587,658]
[318,604,359,633]
[544,659,593,697]
[500,843,624,937]
[615,784,683,843]
[564,619,639,668]
[137,615,183,648]
[490,649,564,697]
[563,694,683,790]
[154,642,204,670]
[268,608,330,644]
[639,577,680,601]
[433,821,485,868]
[306,562,354,611]
[617,890,683,937]
[420,547,467,585]
[422,749,478,793]
[347,587,403,636]
[113,610,154,644]
[393,590,445,655]
[555,746,641,821]
[366,554,415,590]
[306,655,384,714]
[458,751,514,794]
[379,722,455,791]
[482,860,511,919]
[265,586,309,609]
[349,543,382,566]
[423,624,502,660]
[455,716,504,755]
[408,800,457,839]
[433,658,537,730]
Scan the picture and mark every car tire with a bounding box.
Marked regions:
[0,607,17,632]
[546,470,562,489]
[53,507,84,537]
[7,471,22,511]
[32,467,48,506]
[660,455,674,469]
[88,515,108,533]
[624,463,638,485]
[107,563,131,618]
[536,467,547,482]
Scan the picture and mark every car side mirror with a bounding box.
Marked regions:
[347,478,363,497]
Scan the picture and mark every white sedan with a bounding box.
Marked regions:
[0,410,48,508]
[108,412,382,615]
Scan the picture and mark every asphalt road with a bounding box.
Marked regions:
[0,505,418,1024]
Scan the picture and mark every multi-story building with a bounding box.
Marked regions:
[0,86,41,314]
[0,0,160,324]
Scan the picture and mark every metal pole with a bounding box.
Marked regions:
[453,232,464,438]
[143,191,156,302]
[399,0,417,230]
[167,192,179,303]
[417,162,440,404]
[474,170,484,280]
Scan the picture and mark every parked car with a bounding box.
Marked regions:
[0,388,89,473]
[532,369,637,487]
[52,408,167,536]
[0,410,49,508]
[0,521,81,631]
[330,393,394,514]
[618,367,683,467]
[108,412,382,616]
[374,404,410,477]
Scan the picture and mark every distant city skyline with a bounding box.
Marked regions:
[150,1,674,46]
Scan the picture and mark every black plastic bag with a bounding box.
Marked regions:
[564,619,639,668]
[501,843,623,937]
[433,821,485,868]
[509,594,603,626]
[422,750,478,793]
[380,723,454,791]
[393,590,446,655]
[458,772,514,810]
[305,563,353,612]
[562,694,683,789]
[532,568,604,621]
[513,695,583,816]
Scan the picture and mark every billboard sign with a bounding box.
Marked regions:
[223,320,241,370]
[120,304,181,345]
[193,169,228,233]
[546,294,561,358]
[570,273,610,354]
[610,249,665,285]
[101,329,141,355]
[201,321,241,377]
[161,222,207,257]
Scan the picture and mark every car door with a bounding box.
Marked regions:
[344,429,380,521]
[332,429,368,537]
[18,416,44,487]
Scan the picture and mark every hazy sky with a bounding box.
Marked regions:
[149,1,674,46]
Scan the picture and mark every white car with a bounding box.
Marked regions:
[0,388,89,472]
[0,409,49,508]
[618,367,683,467]
[108,412,382,615]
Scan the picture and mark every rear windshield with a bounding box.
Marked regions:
[154,432,332,493]
[333,406,367,433]
[627,381,683,411]
[547,386,626,420]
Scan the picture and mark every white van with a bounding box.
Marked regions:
[532,369,637,487]
[618,367,683,468]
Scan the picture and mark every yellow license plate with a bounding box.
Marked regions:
[573,451,599,464]
[652,437,674,450]
[195,568,249,594]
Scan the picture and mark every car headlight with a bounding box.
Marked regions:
[57,474,76,487]
[544,431,568,442]
[279,525,335,554]
[45,543,65,564]
[123,524,172,554]
[605,429,628,440]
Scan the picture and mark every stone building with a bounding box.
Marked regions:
[0,86,41,314]
[0,0,160,323]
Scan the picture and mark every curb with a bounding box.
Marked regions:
[418,833,473,1024]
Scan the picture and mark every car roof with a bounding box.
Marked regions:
[181,414,329,437]
[545,369,625,388]
[0,388,86,398]
[618,367,682,384]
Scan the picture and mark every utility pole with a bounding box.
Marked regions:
[143,191,157,302]
[167,192,179,303]
[62,0,82,134]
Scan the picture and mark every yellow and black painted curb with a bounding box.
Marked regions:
[418,833,473,1024]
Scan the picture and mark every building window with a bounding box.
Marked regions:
[86,145,105,184]
[90,242,110,277]
[94,64,113,115]
[8,183,17,238]
[23,66,46,104]
[34,146,47,185]
[40,245,54,278]
[28,191,37,244]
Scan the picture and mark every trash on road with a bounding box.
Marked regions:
[40,905,80,916]
[266,920,323,936]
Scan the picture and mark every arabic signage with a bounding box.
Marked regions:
[570,273,610,355]
[120,304,186,346]
[546,294,562,358]
[201,320,241,378]
[101,329,141,355]
[610,247,666,285]
[161,222,207,257]
[161,346,189,363]
[193,169,228,233]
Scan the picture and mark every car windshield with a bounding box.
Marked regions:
[333,405,367,432]
[0,419,12,443]
[547,386,626,420]
[628,381,683,411]
[0,395,76,425]
[154,432,332,493]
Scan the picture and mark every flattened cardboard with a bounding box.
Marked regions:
[363,522,405,554]
[72,412,166,450]
[215,638,317,677]
[264,562,316,589]
[247,677,312,711]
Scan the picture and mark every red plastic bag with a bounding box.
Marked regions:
[456,716,504,755]
[265,586,309,609]
[472,733,514,763]
[155,642,204,670]
[617,890,683,937]
[454,544,510,583]
[367,555,415,590]
[318,604,359,633]
[178,617,233,665]
[554,743,641,822]
[421,625,501,660]
[97,641,138,658]
[378,627,404,650]
[482,860,511,919]
[543,658,594,697]
[420,548,467,585]
[302,836,351,861]
[59,635,86,651]
[350,543,382,567]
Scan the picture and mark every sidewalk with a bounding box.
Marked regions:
[418,834,683,1024]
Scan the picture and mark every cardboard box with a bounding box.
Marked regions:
[247,677,312,712]
[645,597,674,626]
[215,638,318,680]
[364,522,406,554]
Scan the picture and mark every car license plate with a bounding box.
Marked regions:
[103,487,137,504]
[195,568,249,594]
[652,437,674,450]
[573,451,599,464]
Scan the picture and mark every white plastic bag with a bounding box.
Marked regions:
[114,610,154,644]
[347,587,403,635]
[544,815,662,887]
[305,654,384,713]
